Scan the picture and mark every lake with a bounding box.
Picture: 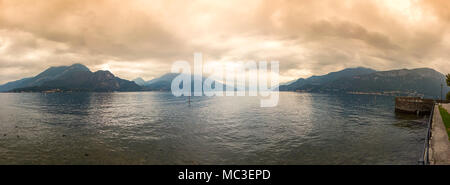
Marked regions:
[0,92,427,164]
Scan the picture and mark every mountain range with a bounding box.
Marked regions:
[134,73,228,92]
[0,64,141,92]
[280,67,376,91]
[133,73,179,91]
[279,67,450,98]
[0,64,228,93]
[1,63,449,98]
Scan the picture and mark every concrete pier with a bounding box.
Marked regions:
[395,97,450,115]
[395,97,434,115]
[429,104,450,165]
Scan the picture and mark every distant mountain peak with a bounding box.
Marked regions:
[279,67,449,98]
[141,72,229,91]
[70,63,87,67]
[133,77,146,86]
[410,67,438,72]
[279,67,377,91]
[336,66,376,72]
[0,63,141,92]
[67,63,90,71]
[92,70,116,80]
[94,70,114,74]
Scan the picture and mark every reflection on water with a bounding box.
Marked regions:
[0,92,427,164]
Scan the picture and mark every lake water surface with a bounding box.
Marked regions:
[0,92,427,164]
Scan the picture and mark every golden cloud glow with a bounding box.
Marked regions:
[0,0,449,84]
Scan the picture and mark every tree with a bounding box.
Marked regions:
[447,74,450,86]
[447,74,450,100]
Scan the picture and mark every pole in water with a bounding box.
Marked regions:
[187,90,191,105]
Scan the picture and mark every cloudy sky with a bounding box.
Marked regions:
[0,0,449,84]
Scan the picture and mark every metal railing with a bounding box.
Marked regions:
[418,103,435,165]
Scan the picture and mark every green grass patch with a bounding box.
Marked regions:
[438,105,450,141]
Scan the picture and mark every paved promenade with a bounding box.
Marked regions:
[430,104,450,165]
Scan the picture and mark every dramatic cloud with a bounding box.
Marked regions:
[0,0,449,84]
